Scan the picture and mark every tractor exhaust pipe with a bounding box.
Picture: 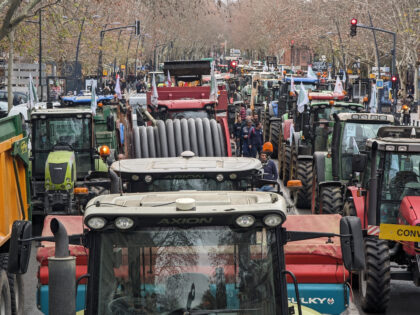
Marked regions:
[368,142,378,226]
[48,219,76,315]
[109,168,122,194]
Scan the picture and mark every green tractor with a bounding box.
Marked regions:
[30,108,110,216]
[311,112,394,214]
[284,100,364,208]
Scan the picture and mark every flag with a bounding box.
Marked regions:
[334,76,343,94]
[151,73,159,107]
[342,71,347,83]
[290,76,296,93]
[210,61,218,101]
[270,64,275,72]
[166,70,172,87]
[281,65,284,75]
[307,65,317,79]
[369,84,377,113]
[263,61,268,72]
[297,82,309,113]
[28,74,38,109]
[327,70,332,81]
[91,81,97,115]
[115,74,122,99]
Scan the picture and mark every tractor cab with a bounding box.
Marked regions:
[31,108,109,214]
[9,191,365,315]
[110,152,269,193]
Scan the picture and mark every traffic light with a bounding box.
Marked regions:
[135,20,140,36]
[391,75,398,89]
[350,18,357,37]
[230,60,238,70]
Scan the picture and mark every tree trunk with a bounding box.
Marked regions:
[7,29,14,112]
[414,64,419,102]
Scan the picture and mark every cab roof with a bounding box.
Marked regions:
[84,190,286,218]
[111,155,262,174]
[366,126,420,152]
[31,108,92,116]
[336,112,394,123]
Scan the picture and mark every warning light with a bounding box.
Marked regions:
[351,18,357,25]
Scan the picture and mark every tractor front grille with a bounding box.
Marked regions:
[49,163,68,184]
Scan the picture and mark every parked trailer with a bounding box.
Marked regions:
[0,115,30,315]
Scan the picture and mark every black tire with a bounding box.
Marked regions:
[1,254,22,315]
[173,119,183,156]
[0,269,12,315]
[202,118,214,157]
[188,118,199,155]
[195,118,206,157]
[165,120,176,157]
[133,126,141,158]
[153,126,161,157]
[210,119,222,156]
[180,118,191,152]
[217,124,227,156]
[283,146,291,184]
[157,120,168,157]
[146,126,156,158]
[343,200,357,216]
[295,160,313,209]
[278,143,284,179]
[359,238,391,313]
[269,119,281,158]
[139,126,149,158]
[320,186,343,214]
[311,167,319,214]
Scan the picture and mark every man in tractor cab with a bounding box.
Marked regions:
[258,142,278,191]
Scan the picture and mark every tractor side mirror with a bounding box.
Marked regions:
[340,216,365,271]
[352,154,367,173]
[8,220,32,274]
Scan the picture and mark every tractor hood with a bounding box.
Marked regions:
[399,195,420,226]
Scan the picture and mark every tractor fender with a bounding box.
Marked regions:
[313,152,327,183]
[319,180,343,189]
[347,186,367,228]
[283,119,294,142]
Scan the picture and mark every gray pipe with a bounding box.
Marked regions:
[109,168,121,194]
[368,142,378,225]
[48,218,76,315]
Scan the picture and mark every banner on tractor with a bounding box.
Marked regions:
[379,224,420,242]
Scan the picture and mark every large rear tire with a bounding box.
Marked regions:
[359,238,391,313]
[269,119,281,158]
[295,160,313,209]
[0,269,12,315]
[1,254,21,315]
[320,186,343,214]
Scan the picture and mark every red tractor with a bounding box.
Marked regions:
[344,126,420,313]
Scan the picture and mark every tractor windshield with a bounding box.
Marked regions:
[340,123,386,180]
[95,226,279,314]
[380,152,420,223]
[129,178,249,192]
[32,116,92,179]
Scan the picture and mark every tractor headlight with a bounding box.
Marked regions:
[216,174,224,182]
[87,217,106,230]
[229,173,237,180]
[66,183,72,189]
[115,217,134,230]
[145,175,152,183]
[236,215,255,228]
[263,214,284,227]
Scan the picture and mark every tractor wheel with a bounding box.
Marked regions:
[295,160,313,209]
[269,120,281,158]
[278,143,284,179]
[1,254,23,315]
[0,269,11,315]
[283,146,291,185]
[359,238,391,313]
[320,186,343,214]
[343,200,357,216]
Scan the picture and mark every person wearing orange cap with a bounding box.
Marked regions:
[257,149,278,191]
[402,102,410,125]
